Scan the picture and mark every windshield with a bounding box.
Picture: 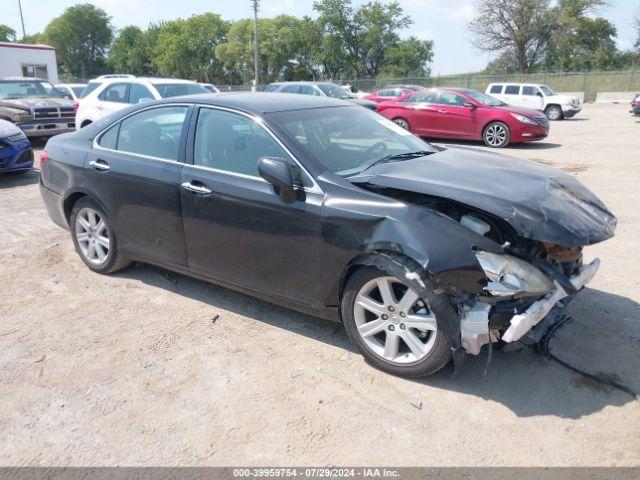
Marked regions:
[540,85,555,96]
[269,106,438,177]
[317,83,354,100]
[459,89,505,107]
[0,81,64,100]
[153,83,208,98]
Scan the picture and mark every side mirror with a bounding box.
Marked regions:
[138,97,153,104]
[258,157,297,203]
[537,92,543,97]
[463,102,476,109]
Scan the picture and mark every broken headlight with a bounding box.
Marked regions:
[475,251,554,297]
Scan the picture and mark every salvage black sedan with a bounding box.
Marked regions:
[40,93,616,377]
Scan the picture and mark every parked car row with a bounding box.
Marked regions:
[265,81,378,110]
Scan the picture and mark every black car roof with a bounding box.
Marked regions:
[163,92,352,114]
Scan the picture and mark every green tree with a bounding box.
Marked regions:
[0,24,16,42]
[153,13,229,82]
[109,26,157,75]
[216,15,319,84]
[470,0,554,73]
[378,37,433,78]
[42,4,113,78]
[545,0,619,70]
[313,0,414,78]
[19,33,43,44]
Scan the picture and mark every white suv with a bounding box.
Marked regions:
[76,76,208,128]
[485,83,582,120]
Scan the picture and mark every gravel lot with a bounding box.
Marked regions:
[1,104,638,466]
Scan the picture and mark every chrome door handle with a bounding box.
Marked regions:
[181,181,212,195]
[89,159,110,171]
[438,109,448,114]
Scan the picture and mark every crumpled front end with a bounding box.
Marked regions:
[460,242,600,355]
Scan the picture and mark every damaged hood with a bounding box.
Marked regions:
[350,146,616,247]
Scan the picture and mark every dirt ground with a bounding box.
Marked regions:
[0,104,638,466]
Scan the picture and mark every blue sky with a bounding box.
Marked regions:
[5,0,639,75]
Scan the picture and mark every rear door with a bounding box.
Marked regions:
[86,104,192,267]
[396,90,442,136]
[502,84,524,107]
[180,106,324,305]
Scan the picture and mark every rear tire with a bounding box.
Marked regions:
[341,266,451,377]
[545,105,563,121]
[483,121,510,148]
[392,118,410,130]
[70,197,130,274]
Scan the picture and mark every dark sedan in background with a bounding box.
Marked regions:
[40,93,615,377]
[265,81,378,111]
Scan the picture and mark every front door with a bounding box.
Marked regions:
[86,104,191,267]
[435,91,476,138]
[97,82,131,117]
[180,106,324,306]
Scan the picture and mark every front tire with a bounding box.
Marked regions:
[483,121,511,148]
[70,197,130,274]
[545,105,563,121]
[341,267,451,377]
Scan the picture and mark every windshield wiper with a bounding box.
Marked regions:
[367,150,434,169]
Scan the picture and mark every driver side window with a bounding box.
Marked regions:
[400,91,439,103]
[194,108,296,179]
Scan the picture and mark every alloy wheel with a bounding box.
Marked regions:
[353,276,438,364]
[75,207,110,265]
[546,107,561,121]
[393,118,409,130]
[484,124,507,147]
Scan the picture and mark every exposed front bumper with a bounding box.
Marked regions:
[17,119,76,137]
[562,105,582,118]
[0,144,33,172]
[501,258,600,342]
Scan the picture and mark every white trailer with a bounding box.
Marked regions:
[0,42,59,83]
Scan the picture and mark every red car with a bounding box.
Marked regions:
[365,86,418,103]
[377,87,549,148]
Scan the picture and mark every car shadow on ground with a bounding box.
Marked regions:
[432,139,563,150]
[0,170,39,189]
[118,263,638,419]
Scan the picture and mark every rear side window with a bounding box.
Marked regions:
[282,85,300,94]
[99,83,130,103]
[489,85,502,94]
[265,84,279,92]
[504,85,520,95]
[377,89,395,97]
[114,106,188,160]
[522,86,538,96]
[401,91,439,103]
[98,124,119,149]
[80,81,102,98]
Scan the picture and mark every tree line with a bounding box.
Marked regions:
[1,0,639,82]
[0,0,433,83]
[471,0,640,73]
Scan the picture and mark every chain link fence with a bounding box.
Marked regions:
[346,70,640,102]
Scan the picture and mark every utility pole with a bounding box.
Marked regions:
[251,0,260,90]
[17,0,26,38]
